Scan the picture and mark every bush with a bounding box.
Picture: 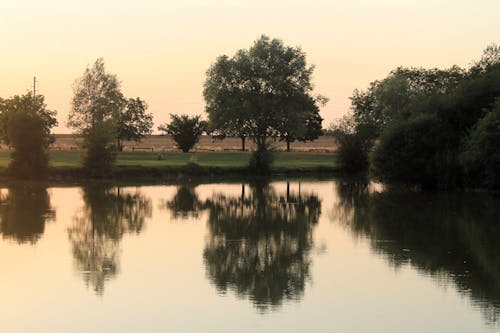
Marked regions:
[460,99,500,189]
[248,142,275,174]
[331,115,376,173]
[370,114,441,188]
[159,114,205,153]
[6,111,50,179]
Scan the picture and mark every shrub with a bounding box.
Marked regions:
[248,142,275,174]
[331,115,376,173]
[370,114,441,188]
[159,114,205,153]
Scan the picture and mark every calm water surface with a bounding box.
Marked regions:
[0,179,499,332]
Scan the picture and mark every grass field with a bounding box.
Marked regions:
[0,150,337,172]
[48,134,337,152]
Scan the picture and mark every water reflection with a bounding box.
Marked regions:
[68,185,152,294]
[335,180,500,324]
[161,186,205,219]
[0,183,55,244]
[202,181,321,312]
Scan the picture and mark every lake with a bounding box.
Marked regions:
[0,179,498,332]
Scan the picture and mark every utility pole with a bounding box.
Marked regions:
[33,76,37,103]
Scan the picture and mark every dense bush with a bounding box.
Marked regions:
[370,114,441,188]
[460,99,500,189]
[330,116,375,173]
[158,114,206,153]
[6,111,50,179]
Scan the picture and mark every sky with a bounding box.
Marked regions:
[0,0,499,133]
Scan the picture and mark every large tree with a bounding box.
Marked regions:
[204,35,325,155]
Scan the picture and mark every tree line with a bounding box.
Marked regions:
[0,35,326,178]
[331,44,500,189]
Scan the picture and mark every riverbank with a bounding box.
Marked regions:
[0,151,339,181]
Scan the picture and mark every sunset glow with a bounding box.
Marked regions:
[1,0,499,132]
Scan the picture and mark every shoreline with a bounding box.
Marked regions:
[0,164,341,184]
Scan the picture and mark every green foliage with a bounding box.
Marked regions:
[158,114,206,153]
[370,114,441,188]
[0,93,57,179]
[204,35,326,151]
[344,43,500,189]
[330,115,376,173]
[7,111,49,178]
[460,99,500,189]
[69,58,123,176]
[81,121,117,177]
[117,98,153,151]
[350,66,465,134]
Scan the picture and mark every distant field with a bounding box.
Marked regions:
[0,151,337,171]
[47,134,337,153]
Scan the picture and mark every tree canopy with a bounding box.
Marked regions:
[68,58,152,175]
[333,43,500,189]
[158,114,206,153]
[203,35,326,152]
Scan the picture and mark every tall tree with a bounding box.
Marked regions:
[204,35,325,157]
[68,58,125,176]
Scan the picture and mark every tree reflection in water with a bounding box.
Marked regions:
[335,180,500,325]
[0,183,55,244]
[161,186,205,219]
[202,181,321,312]
[68,185,152,295]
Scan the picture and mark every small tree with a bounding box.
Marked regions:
[0,94,57,179]
[158,114,206,153]
[68,58,124,176]
[116,98,153,151]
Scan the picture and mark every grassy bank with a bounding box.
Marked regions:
[0,150,338,179]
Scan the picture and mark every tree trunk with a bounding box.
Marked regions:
[286,140,291,152]
[241,137,246,151]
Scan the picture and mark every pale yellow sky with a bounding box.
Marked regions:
[0,0,499,133]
